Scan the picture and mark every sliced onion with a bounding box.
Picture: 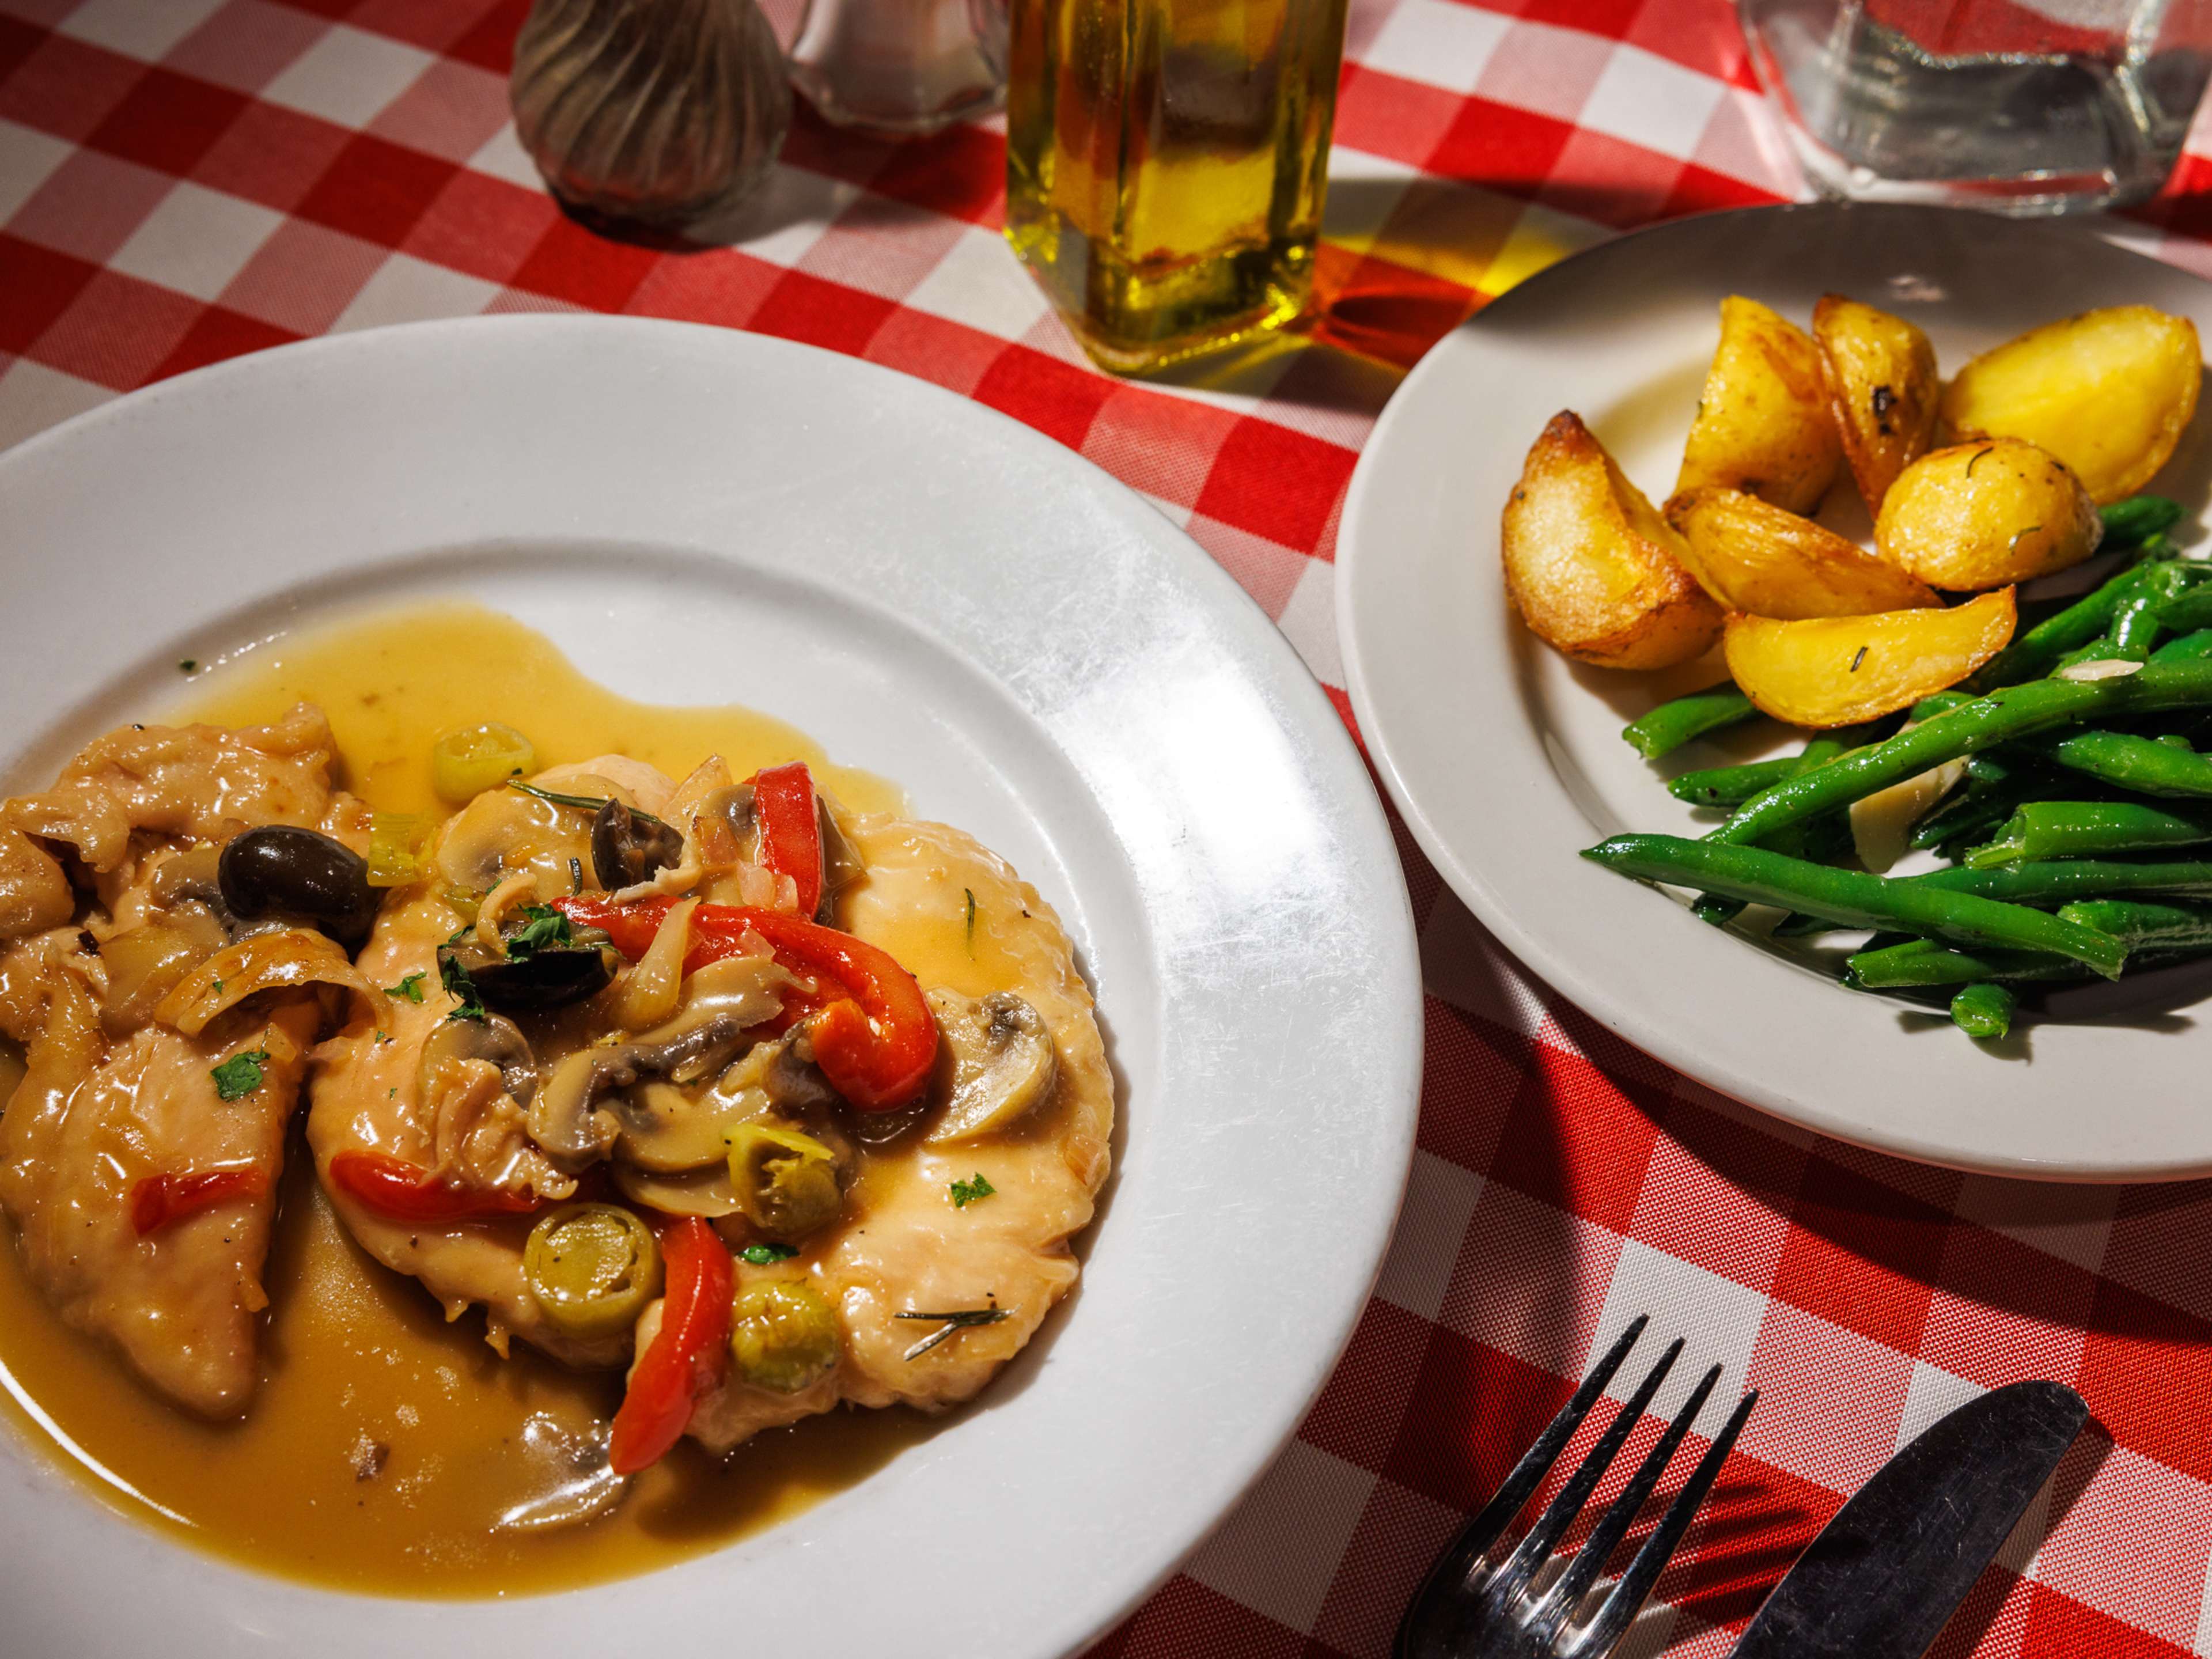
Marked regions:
[156,927,373,1035]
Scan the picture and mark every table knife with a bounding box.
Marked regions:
[1729,1380,2088,1659]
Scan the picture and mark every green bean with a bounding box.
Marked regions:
[2156,584,2212,636]
[2153,628,2212,664]
[1909,691,1976,721]
[1715,664,2212,847]
[1966,558,2172,691]
[2101,495,2185,547]
[2112,560,2193,654]
[1964,801,2212,868]
[1580,835,2128,977]
[1622,684,1758,760]
[2032,728,2212,797]
[1669,757,1799,808]
[1907,858,2212,904]
[1845,938,2081,988]
[1691,893,1742,926]
[1950,982,2016,1039]
[2053,897,2212,948]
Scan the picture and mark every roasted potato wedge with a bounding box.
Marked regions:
[1667,486,1939,618]
[1813,294,1940,511]
[1874,438,2101,590]
[1723,588,2017,727]
[1676,296,1842,515]
[1940,305,2202,503]
[1503,412,1724,669]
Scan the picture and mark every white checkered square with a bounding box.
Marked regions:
[1358,0,1512,97]
[1593,1240,1769,1421]
[900,223,1054,340]
[1952,1177,2116,1276]
[329,252,500,332]
[0,360,113,454]
[108,180,282,301]
[468,122,546,192]
[260,24,435,129]
[734,166,859,267]
[1373,1150,1486,1321]
[1895,1358,1982,1452]
[2037,1443,2212,1647]
[55,0,228,62]
[1576,43,1726,161]
[1185,1440,1377,1634]
[1275,556,1342,687]
[0,118,73,227]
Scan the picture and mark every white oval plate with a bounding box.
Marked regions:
[1338,202,2212,1181]
[0,319,1420,1656]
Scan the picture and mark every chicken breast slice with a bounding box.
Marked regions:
[0,704,363,1416]
[678,815,1113,1452]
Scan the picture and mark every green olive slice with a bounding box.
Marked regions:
[523,1203,662,1339]
[726,1122,843,1241]
[729,1280,840,1393]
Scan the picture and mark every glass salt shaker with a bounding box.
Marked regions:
[788,0,1009,135]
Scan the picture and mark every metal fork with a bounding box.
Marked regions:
[1395,1317,1759,1659]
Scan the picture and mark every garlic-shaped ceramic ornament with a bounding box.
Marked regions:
[510,0,791,229]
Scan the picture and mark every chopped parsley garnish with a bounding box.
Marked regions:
[384,971,427,1003]
[740,1243,798,1265]
[949,1173,995,1209]
[211,978,225,993]
[503,904,573,960]
[440,952,487,1023]
[178,659,197,673]
[210,1050,270,1100]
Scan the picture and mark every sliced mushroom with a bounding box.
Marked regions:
[924,988,1058,1143]
[721,1028,838,1117]
[700,785,759,862]
[527,1010,751,1166]
[610,1078,771,1172]
[147,842,224,910]
[421,1012,540,1105]
[611,1161,748,1218]
[815,799,864,922]
[590,799,685,892]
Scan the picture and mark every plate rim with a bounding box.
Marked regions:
[1335,200,2212,1182]
[0,315,1423,1654]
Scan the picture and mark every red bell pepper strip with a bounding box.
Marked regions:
[327,1149,545,1222]
[554,896,940,1110]
[131,1167,269,1236]
[752,762,823,919]
[608,1217,732,1475]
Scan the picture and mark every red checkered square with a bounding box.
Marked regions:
[149,300,299,380]
[190,97,351,210]
[860,305,1006,397]
[1482,1032,1662,1234]
[1383,1323,1576,1510]
[1918,1225,2092,1391]
[444,0,528,73]
[400,166,554,283]
[2019,1582,2191,1658]
[1300,1298,1435,1475]
[0,229,96,352]
[0,31,142,141]
[2078,1281,2212,1485]
[0,12,44,84]
[22,264,203,388]
[84,65,248,173]
[347,0,499,54]
[1426,95,1576,196]
[1082,382,1240,511]
[1767,1156,1944,1353]
[969,339,1115,450]
[507,213,659,310]
[1413,1002,1529,1174]
[1539,125,1685,228]
[1333,65,1465,171]
[1191,417,1357,551]
[293,128,457,245]
[1628,1103,1800,1292]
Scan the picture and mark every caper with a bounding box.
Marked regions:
[590,799,686,891]
[729,1280,840,1393]
[524,1203,662,1339]
[432,723,537,805]
[217,825,380,945]
[726,1120,843,1241]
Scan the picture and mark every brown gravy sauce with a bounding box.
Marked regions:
[0,603,941,1596]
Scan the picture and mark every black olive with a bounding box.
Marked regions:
[590,800,685,891]
[442,941,612,1013]
[218,826,380,944]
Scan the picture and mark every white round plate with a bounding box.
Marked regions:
[0,319,1420,1655]
[1339,202,2212,1181]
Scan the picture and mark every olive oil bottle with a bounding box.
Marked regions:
[1005,0,1349,373]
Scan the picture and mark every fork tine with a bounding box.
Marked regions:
[1481,1336,1684,1608]
[1569,1387,1759,1659]
[1392,1318,1649,1659]
[1525,1363,1722,1643]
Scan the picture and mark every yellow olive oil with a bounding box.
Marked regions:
[1005,0,1350,373]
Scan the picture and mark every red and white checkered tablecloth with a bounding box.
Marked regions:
[12,1,2212,1654]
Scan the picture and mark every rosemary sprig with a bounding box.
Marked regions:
[896,1306,1009,1361]
[507,779,612,812]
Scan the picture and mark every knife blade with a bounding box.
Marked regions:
[1729,1380,2088,1659]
